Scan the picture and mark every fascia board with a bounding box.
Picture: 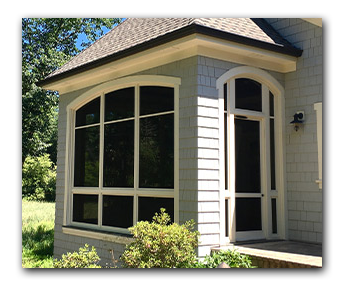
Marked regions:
[194,35,298,73]
[43,33,298,94]
[42,35,197,94]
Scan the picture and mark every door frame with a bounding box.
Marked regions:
[217,66,287,244]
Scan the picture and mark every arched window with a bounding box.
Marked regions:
[64,76,180,234]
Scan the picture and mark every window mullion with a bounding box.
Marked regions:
[99,93,105,189]
[67,110,76,225]
[98,93,105,227]
[133,85,140,224]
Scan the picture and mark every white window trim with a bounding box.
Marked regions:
[314,102,322,189]
[63,75,181,237]
[216,66,287,244]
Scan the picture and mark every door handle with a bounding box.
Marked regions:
[261,194,264,197]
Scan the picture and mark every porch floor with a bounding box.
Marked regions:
[212,240,322,268]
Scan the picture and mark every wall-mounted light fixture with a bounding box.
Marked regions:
[290,111,304,131]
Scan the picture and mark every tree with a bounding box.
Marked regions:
[22,18,122,165]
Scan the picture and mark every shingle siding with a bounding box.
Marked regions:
[195,57,234,255]
[266,18,322,244]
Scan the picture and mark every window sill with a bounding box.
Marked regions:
[62,226,134,245]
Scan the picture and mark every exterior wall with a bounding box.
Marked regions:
[266,18,323,243]
[195,57,236,256]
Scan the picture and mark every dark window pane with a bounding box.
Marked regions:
[269,91,274,116]
[139,114,174,188]
[224,83,228,112]
[270,119,276,190]
[140,86,174,116]
[105,87,134,122]
[103,120,134,187]
[236,198,262,231]
[138,197,174,223]
[102,195,133,228]
[74,126,99,187]
[235,78,262,112]
[225,199,229,237]
[73,194,98,224]
[271,198,277,234]
[235,119,260,193]
[224,112,228,190]
[76,97,100,127]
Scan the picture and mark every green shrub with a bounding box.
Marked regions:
[53,244,101,268]
[22,154,56,201]
[188,249,255,268]
[121,208,200,268]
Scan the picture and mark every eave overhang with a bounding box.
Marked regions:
[39,23,302,94]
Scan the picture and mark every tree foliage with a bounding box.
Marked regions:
[22,18,122,165]
[22,154,56,201]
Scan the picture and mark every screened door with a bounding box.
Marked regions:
[235,117,264,241]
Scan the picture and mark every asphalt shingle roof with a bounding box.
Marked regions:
[44,18,301,82]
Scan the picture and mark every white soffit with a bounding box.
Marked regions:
[302,18,322,27]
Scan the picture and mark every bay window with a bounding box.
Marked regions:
[67,78,179,234]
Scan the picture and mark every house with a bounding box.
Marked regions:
[39,18,323,265]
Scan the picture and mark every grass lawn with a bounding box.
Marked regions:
[22,200,55,268]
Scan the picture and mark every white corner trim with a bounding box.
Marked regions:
[314,102,322,189]
[62,227,134,245]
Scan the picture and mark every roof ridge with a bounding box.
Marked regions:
[187,18,198,25]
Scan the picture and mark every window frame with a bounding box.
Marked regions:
[64,75,180,235]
